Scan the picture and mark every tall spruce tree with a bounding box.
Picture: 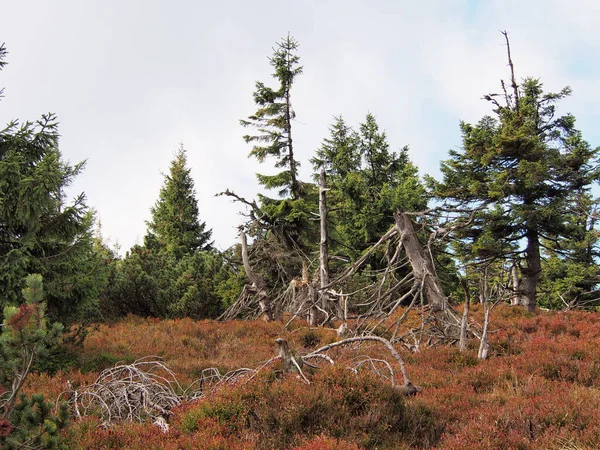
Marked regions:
[432,36,599,311]
[312,114,427,262]
[145,145,212,258]
[0,46,108,322]
[241,34,303,199]
[103,145,230,320]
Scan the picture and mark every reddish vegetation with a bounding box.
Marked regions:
[25,305,600,449]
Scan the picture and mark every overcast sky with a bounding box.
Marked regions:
[1,0,599,253]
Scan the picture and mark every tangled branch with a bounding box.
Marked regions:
[62,358,182,425]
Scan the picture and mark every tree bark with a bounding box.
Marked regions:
[478,268,491,359]
[459,278,470,352]
[394,212,447,312]
[284,53,299,200]
[510,261,522,306]
[240,231,274,321]
[521,228,541,312]
[478,304,491,359]
[318,167,333,316]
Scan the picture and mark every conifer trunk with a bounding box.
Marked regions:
[510,262,522,306]
[284,55,299,200]
[521,228,541,312]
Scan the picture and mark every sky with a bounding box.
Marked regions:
[1,0,599,253]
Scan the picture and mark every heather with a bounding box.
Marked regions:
[11,305,598,449]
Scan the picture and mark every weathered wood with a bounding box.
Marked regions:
[394,212,447,312]
[308,335,411,385]
[240,231,274,321]
[459,278,470,352]
[521,228,540,312]
[319,167,330,312]
[510,262,522,306]
[275,338,310,383]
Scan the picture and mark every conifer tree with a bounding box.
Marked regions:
[311,115,360,181]
[432,35,599,311]
[0,274,68,449]
[540,189,600,307]
[0,46,108,323]
[312,114,427,262]
[145,145,212,258]
[241,34,303,199]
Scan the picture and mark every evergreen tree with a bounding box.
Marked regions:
[240,34,303,199]
[540,189,600,307]
[433,59,599,311]
[311,115,360,180]
[312,114,427,262]
[145,145,212,258]
[238,34,316,278]
[0,274,69,450]
[0,46,108,322]
[102,146,237,320]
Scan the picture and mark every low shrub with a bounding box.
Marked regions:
[176,366,442,449]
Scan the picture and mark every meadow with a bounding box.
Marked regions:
[21,304,600,449]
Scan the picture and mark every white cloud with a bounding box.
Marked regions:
[1,0,598,252]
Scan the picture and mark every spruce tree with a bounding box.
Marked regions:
[241,34,303,199]
[145,145,212,258]
[432,38,599,311]
[540,189,600,307]
[311,115,360,181]
[0,46,108,323]
[104,146,230,320]
[312,114,427,261]
[0,274,68,450]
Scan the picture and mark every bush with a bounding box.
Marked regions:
[1,393,69,450]
[176,366,443,449]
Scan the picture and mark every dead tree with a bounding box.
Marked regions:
[240,230,276,321]
[394,212,448,312]
[459,277,470,352]
[317,167,332,321]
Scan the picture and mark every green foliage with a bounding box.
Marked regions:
[0,275,64,407]
[101,145,242,320]
[100,246,170,318]
[101,245,239,320]
[168,251,234,319]
[241,34,303,200]
[539,190,600,308]
[312,114,428,263]
[145,145,212,257]
[433,72,599,309]
[0,47,108,323]
[1,394,69,450]
[0,274,68,449]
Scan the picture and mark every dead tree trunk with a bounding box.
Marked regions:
[240,231,275,321]
[459,278,470,352]
[318,167,342,322]
[477,267,493,359]
[394,212,448,313]
[275,339,310,383]
[319,167,330,310]
[510,262,522,306]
